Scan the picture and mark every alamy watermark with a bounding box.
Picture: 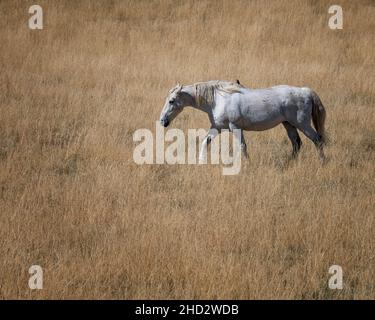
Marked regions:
[28,265,43,290]
[328,5,343,30]
[133,122,242,175]
[328,265,343,290]
[28,5,43,30]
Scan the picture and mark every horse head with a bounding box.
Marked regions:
[159,83,185,127]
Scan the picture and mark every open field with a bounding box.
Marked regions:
[0,0,374,299]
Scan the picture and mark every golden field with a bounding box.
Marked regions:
[0,0,374,299]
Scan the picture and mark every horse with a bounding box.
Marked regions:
[159,80,326,163]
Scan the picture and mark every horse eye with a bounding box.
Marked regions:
[169,99,175,104]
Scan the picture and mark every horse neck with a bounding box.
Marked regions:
[182,85,212,113]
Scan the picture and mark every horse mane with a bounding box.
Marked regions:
[193,80,243,108]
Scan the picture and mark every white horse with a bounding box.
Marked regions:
[159,80,326,162]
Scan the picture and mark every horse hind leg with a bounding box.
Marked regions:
[282,122,302,158]
[297,124,326,163]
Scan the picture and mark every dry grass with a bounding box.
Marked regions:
[0,0,374,299]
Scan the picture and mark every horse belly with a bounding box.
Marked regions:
[237,109,284,131]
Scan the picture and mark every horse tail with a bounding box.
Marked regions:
[310,90,326,144]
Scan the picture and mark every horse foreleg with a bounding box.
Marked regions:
[240,131,249,159]
[229,123,249,159]
[199,128,218,163]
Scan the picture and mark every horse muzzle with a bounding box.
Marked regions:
[160,118,169,127]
